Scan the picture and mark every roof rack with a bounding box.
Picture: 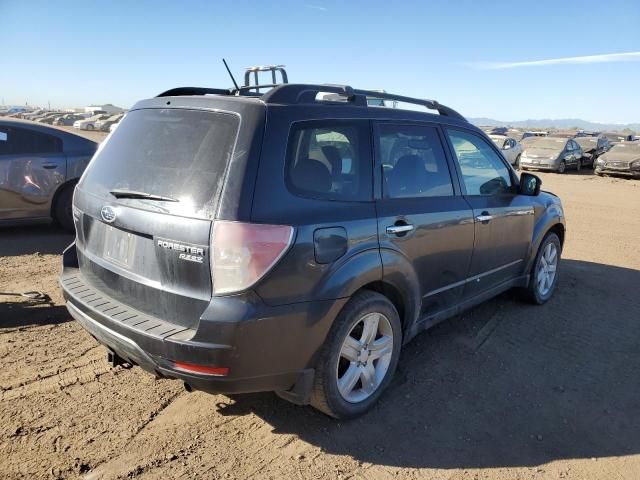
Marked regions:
[156,82,466,122]
[262,84,466,121]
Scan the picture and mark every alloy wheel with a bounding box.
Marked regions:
[336,312,394,403]
[537,242,558,296]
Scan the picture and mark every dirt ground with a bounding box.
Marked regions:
[1,169,639,480]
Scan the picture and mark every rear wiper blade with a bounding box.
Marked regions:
[109,189,179,202]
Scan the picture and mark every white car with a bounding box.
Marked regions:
[73,114,110,131]
[489,134,523,168]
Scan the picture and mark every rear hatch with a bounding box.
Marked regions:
[73,107,240,329]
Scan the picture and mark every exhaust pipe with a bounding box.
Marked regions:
[184,382,193,393]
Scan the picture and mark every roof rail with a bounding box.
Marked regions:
[262,84,466,121]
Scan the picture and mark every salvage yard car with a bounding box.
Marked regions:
[60,73,566,419]
[574,135,610,168]
[595,142,640,178]
[489,134,523,168]
[73,113,110,131]
[95,113,124,132]
[0,119,97,230]
[520,136,584,173]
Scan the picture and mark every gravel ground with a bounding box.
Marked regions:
[1,169,639,479]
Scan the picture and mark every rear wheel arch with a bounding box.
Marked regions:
[50,179,78,219]
[355,281,408,335]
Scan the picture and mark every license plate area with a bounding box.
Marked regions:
[104,226,135,268]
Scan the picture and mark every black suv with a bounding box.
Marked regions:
[60,77,565,419]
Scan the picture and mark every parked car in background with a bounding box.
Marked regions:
[521,131,548,141]
[595,142,640,178]
[59,78,566,419]
[37,112,66,125]
[95,113,124,132]
[574,136,610,168]
[54,114,85,126]
[520,136,583,173]
[0,119,97,231]
[73,114,110,131]
[22,110,46,121]
[489,134,523,168]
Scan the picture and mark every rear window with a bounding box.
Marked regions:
[286,120,372,201]
[79,108,239,219]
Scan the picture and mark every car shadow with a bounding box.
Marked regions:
[0,224,73,256]
[215,259,640,469]
[0,300,71,329]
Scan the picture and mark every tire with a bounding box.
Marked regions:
[576,158,582,171]
[86,124,94,131]
[521,232,561,305]
[309,290,402,419]
[54,184,76,233]
[592,155,598,169]
[514,155,521,170]
[558,160,566,173]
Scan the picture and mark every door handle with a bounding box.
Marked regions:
[41,163,58,169]
[476,211,493,223]
[386,224,414,235]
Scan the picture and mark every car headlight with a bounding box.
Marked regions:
[597,157,606,165]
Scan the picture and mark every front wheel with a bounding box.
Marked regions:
[576,158,582,171]
[86,124,94,131]
[514,155,521,170]
[558,160,566,173]
[310,291,402,419]
[522,232,561,304]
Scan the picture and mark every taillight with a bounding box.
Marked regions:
[211,221,294,295]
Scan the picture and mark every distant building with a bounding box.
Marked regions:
[83,104,125,115]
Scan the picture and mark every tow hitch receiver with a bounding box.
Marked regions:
[107,348,132,369]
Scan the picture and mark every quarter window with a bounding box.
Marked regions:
[446,129,513,196]
[286,121,371,201]
[377,124,453,198]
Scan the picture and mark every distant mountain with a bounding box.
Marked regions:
[469,117,640,133]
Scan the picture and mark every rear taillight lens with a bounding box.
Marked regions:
[211,221,294,295]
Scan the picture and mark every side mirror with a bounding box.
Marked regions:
[519,172,541,196]
[503,141,511,150]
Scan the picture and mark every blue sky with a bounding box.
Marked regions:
[2,0,640,123]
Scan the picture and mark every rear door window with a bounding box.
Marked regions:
[376,123,454,198]
[78,108,239,219]
[0,126,62,155]
[286,120,372,201]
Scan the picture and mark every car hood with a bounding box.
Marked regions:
[599,151,640,164]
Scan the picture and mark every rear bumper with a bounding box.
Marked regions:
[60,243,346,401]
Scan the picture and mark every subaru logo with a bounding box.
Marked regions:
[100,206,116,223]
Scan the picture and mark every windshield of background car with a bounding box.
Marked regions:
[523,138,566,151]
[78,108,239,219]
[610,143,640,152]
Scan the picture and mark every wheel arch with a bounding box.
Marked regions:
[49,178,78,220]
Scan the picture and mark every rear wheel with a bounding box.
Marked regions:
[522,232,561,304]
[310,290,402,419]
[54,184,75,233]
[514,155,521,170]
[576,158,582,171]
[86,124,94,131]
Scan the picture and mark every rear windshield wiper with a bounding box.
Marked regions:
[109,189,179,202]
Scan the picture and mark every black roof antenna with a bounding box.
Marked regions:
[222,58,240,91]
